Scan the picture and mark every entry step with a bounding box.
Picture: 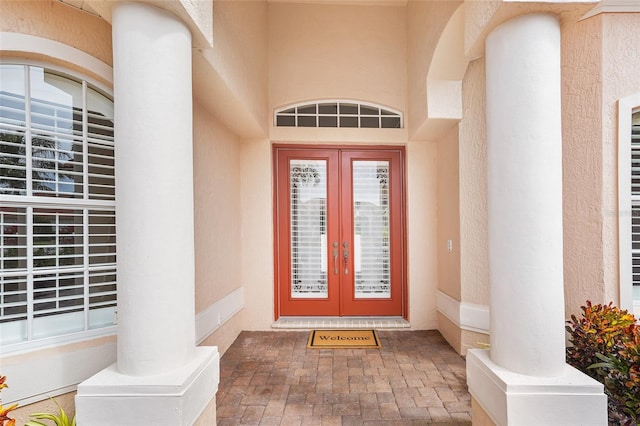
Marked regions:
[272,317,410,330]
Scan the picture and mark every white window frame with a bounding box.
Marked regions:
[0,33,117,408]
[617,92,640,318]
[0,62,116,353]
[274,100,404,129]
[0,36,115,355]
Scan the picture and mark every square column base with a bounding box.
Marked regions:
[466,349,607,426]
[75,347,219,426]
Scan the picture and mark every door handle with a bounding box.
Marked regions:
[332,241,338,275]
[343,241,349,275]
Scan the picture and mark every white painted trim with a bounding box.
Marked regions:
[1,340,116,405]
[618,93,640,314]
[436,290,461,325]
[436,290,490,334]
[0,326,116,357]
[0,32,112,85]
[195,287,245,344]
[460,301,491,334]
[582,0,640,20]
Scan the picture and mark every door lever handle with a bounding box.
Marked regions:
[332,242,339,275]
[343,241,349,275]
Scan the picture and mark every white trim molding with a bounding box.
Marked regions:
[436,290,490,334]
[0,32,112,85]
[582,0,640,20]
[195,287,245,344]
[0,326,116,357]
[1,339,116,405]
[618,92,640,315]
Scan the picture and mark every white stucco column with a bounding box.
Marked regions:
[76,3,218,424]
[112,0,196,377]
[466,13,606,425]
[486,12,566,377]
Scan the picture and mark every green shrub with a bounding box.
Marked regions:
[590,332,640,422]
[25,399,76,426]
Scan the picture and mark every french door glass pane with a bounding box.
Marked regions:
[290,159,328,298]
[353,161,390,298]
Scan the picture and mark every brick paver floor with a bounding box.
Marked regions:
[216,330,472,425]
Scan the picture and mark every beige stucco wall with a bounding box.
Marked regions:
[562,12,640,316]
[240,139,275,329]
[406,0,461,138]
[407,140,439,329]
[561,14,605,312]
[437,125,461,301]
[601,13,640,305]
[268,3,406,115]
[0,0,112,68]
[193,102,243,313]
[459,57,489,306]
[208,0,268,133]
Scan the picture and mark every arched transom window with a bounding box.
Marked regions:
[275,101,403,129]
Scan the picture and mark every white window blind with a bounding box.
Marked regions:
[0,64,116,347]
[289,160,328,298]
[352,161,391,298]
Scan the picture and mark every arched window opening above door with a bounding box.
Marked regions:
[275,101,403,129]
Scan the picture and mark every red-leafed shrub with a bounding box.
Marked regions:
[0,376,17,426]
[566,301,639,425]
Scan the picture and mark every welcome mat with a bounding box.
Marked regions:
[307,329,381,349]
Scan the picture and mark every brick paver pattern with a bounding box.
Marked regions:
[216,330,472,425]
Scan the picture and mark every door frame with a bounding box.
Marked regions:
[272,144,408,320]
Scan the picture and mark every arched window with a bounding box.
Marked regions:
[275,101,403,129]
[0,63,116,347]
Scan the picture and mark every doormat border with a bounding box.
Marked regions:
[307,329,381,349]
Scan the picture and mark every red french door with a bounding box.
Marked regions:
[274,146,406,317]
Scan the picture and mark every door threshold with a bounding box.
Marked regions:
[272,316,410,330]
